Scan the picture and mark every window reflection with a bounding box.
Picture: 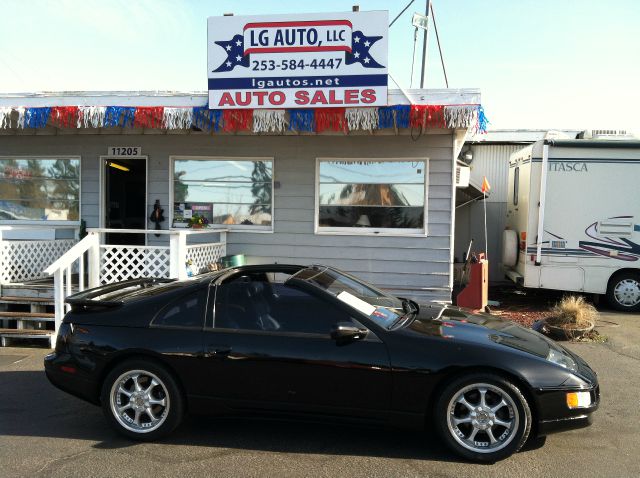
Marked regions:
[173,159,273,228]
[318,160,426,231]
[0,158,80,221]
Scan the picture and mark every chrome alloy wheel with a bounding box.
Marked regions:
[613,278,640,307]
[446,383,520,454]
[109,370,170,434]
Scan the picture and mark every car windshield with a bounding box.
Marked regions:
[287,266,409,328]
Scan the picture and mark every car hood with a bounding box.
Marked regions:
[403,304,557,359]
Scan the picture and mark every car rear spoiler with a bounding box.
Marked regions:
[65,277,176,309]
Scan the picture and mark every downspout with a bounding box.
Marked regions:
[535,142,550,266]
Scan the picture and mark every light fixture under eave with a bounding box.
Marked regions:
[108,162,130,172]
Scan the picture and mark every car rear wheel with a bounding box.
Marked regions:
[101,359,184,440]
[435,373,531,462]
[606,271,640,312]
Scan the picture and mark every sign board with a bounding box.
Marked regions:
[107,146,142,157]
[207,11,389,109]
[411,13,429,31]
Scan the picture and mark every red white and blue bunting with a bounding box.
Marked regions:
[0,104,488,133]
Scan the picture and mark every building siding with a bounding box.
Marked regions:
[0,132,454,302]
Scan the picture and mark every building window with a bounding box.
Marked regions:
[316,158,428,234]
[0,157,80,222]
[172,157,273,230]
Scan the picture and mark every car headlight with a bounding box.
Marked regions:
[547,348,578,372]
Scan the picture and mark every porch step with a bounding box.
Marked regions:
[0,311,55,322]
[0,296,55,306]
[0,328,53,347]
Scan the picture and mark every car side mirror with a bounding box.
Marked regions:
[331,322,367,341]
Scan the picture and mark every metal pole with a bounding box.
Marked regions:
[483,192,488,260]
[389,0,416,27]
[419,0,431,88]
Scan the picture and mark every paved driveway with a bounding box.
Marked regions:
[1,311,639,478]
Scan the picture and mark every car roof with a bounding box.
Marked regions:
[195,263,309,285]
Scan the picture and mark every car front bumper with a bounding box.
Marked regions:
[535,384,600,437]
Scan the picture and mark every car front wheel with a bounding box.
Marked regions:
[101,359,184,440]
[435,373,531,462]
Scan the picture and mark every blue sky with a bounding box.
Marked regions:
[1,0,638,131]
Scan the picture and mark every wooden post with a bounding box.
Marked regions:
[88,232,100,288]
[52,269,64,349]
[220,231,227,257]
[169,232,187,280]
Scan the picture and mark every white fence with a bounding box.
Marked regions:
[0,227,78,284]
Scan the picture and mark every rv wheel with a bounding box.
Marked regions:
[606,272,640,312]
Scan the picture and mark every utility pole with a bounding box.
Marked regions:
[419,0,430,88]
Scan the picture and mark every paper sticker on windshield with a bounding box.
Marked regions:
[337,291,376,316]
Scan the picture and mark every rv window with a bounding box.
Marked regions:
[513,167,519,206]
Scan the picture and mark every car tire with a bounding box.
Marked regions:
[606,271,640,312]
[434,373,531,462]
[101,359,184,441]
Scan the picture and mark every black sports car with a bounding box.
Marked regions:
[45,264,599,462]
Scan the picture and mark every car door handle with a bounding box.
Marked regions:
[206,346,232,358]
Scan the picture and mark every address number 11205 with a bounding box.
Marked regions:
[108,146,142,156]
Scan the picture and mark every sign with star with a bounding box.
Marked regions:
[207,11,388,109]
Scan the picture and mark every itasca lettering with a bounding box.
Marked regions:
[549,162,588,172]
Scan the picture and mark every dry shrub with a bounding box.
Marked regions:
[547,295,598,329]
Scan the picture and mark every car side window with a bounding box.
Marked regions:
[153,290,205,328]
[213,281,355,335]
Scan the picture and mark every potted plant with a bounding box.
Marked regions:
[188,214,209,229]
[542,295,598,340]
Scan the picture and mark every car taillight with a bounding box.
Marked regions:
[55,323,72,351]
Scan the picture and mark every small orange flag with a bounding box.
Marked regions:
[481,176,491,193]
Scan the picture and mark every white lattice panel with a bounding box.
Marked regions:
[186,242,225,275]
[100,246,170,284]
[0,239,76,284]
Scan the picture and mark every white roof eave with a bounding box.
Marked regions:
[0,88,481,108]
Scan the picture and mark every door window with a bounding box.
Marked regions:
[213,281,354,335]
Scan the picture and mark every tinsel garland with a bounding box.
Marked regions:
[315,108,347,133]
[345,108,378,132]
[0,104,487,133]
[104,106,136,128]
[222,109,253,132]
[22,107,51,128]
[77,106,106,128]
[134,107,164,129]
[16,107,26,128]
[444,105,477,129]
[50,106,79,128]
[0,107,12,128]
[253,109,287,133]
[477,106,489,133]
[377,105,410,129]
[410,104,445,130]
[192,107,223,131]
[163,108,193,130]
[288,109,315,132]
